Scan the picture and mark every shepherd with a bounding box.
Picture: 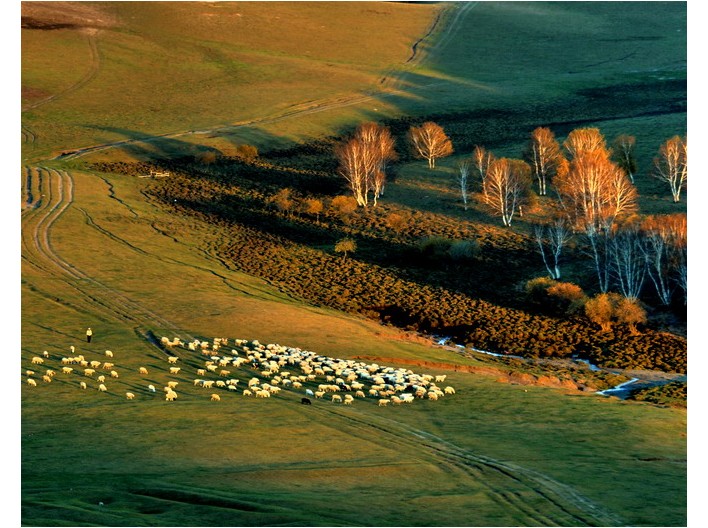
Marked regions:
[86,327,93,343]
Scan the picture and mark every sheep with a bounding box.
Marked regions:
[227,385,238,391]
[378,399,390,407]
[105,350,113,358]
[435,375,447,383]
[242,389,253,396]
[343,395,354,405]
[26,378,37,387]
[26,370,35,377]
[427,392,439,401]
[193,379,204,386]
[390,396,402,405]
[355,390,366,398]
[148,384,156,393]
[110,370,119,379]
[139,367,149,375]
[31,356,44,365]
[444,386,456,395]
[248,378,260,388]
[167,356,179,364]
[202,380,215,389]
[166,381,179,389]
[97,375,106,383]
[210,394,221,401]
[42,350,49,358]
[165,390,177,401]
[227,379,239,386]
[215,380,226,388]
[45,369,55,378]
[255,390,271,398]
[90,361,102,369]
[79,381,87,389]
[126,392,135,400]
[305,389,314,397]
[84,368,95,377]
[70,345,75,354]
[196,368,206,376]
[169,367,181,375]
[98,384,108,392]
[206,365,218,372]
[102,362,114,370]
[331,394,342,403]
[219,370,230,377]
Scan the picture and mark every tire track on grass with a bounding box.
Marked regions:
[305,404,622,527]
[22,29,101,112]
[21,167,193,343]
[53,4,470,162]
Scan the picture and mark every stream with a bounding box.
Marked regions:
[433,336,682,399]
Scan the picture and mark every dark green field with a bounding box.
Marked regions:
[21,2,688,526]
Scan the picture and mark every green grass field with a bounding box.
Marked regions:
[20,2,688,526]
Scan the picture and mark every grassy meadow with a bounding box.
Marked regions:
[20,2,688,526]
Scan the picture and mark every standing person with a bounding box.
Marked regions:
[86,327,93,343]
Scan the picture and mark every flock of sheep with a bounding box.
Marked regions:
[23,336,457,408]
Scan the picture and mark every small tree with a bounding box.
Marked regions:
[472,145,494,195]
[456,159,471,209]
[584,292,618,332]
[334,238,357,260]
[653,135,687,203]
[481,158,532,226]
[234,144,259,161]
[614,297,647,335]
[409,122,453,169]
[612,134,638,183]
[524,127,563,196]
[330,195,358,218]
[534,217,572,280]
[302,197,324,222]
[268,188,295,217]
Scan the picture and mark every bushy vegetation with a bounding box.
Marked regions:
[93,142,687,374]
[628,381,687,408]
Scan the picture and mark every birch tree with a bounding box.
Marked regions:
[534,217,572,280]
[481,158,532,227]
[472,145,494,194]
[612,134,638,183]
[335,137,371,206]
[524,127,563,196]
[409,122,453,169]
[653,135,687,202]
[609,221,646,301]
[553,150,638,292]
[563,127,609,160]
[456,159,471,210]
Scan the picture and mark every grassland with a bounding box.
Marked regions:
[20,2,688,526]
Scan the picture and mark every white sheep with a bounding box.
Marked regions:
[444,386,456,394]
[202,380,215,389]
[148,384,156,393]
[26,370,35,377]
[355,390,366,398]
[84,368,95,377]
[169,367,181,374]
[45,369,55,377]
[255,390,271,398]
[227,385,238,391]
[31,356,44,365]
[79,381,87,390]
[219,369,230,377]
[193,379,204,386]
[98,384,108,392]
[139,367,149,375]
[427,392,439,401]
[391,396,402,405]
[105,350,113,358]
[435,375,447,383]
[97,375,106,383]
[210,394,221,401]
[90,361,102,369]
[378,399,390,407]
[315,390,325,399]
[102,362,114,370]
[126,392,135,400]
[42,351,49,358]
[26,378,37,387]
[110,370,119,378]
[70,346,75,354]
[196,368,206,376]
[167,381,179,389]
[167,356,179,364]
[242,389,253,396]
[165,390,177,401]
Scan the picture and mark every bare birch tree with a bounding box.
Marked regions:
[355,122,397,203]
[534,217,572,280]
[524,127,563,196]
[481,158,532,226]
[335,137,371,206]
[609,221,646,301]
[472,145,494,194]
[612,134,638,183]
[456,159,471,210]
[409,122,453,169]
[653,135,687,202]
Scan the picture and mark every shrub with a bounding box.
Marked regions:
[330,195,358,217]
[334,238,357,260]
[386,212,408,233]
[584,293,619,332]
[417,236,453,259]
[448,240,480,262]
[234,144,259,161]
[546,282,587,315]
